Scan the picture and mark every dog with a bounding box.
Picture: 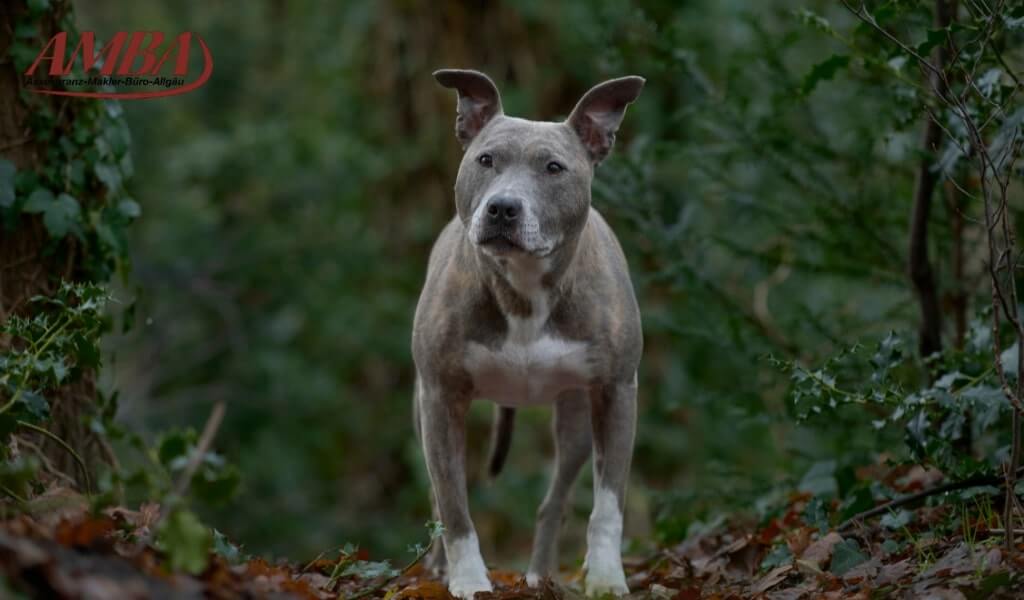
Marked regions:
[412,68,644,598]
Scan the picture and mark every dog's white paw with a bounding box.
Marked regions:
[446,534,492,599]
[525,572,542,587]
[583,546,628,596]
[583,561,628,597]
[447,576,493,599]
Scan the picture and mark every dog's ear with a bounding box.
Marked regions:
[434,69,504,149]
[566,76,644,164]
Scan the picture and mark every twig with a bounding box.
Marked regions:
[157,401,226,523]
[838,466,1024,531]
[172,401,225,501]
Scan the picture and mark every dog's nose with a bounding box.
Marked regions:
[485,196,521,224]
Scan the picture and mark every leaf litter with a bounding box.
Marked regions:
[2,480,1023,599]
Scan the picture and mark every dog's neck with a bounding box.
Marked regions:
[474,231,583,324]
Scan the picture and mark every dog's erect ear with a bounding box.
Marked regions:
[434,69,504,149]
[566,76,644,164]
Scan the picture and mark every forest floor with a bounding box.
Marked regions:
[2,467,1024,600]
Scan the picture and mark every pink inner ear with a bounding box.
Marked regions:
[579,111,617,158]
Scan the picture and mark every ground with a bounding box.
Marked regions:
[2,469,1023,600]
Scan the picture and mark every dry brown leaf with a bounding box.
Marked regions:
[750,564,792,595]
[54,515,116,548]
[393,580,452,599]
[799,532,843,568]
[874,558,913,588]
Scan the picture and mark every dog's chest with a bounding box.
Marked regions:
[464,315,591,406]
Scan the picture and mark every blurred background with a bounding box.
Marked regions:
[72,0,951,569]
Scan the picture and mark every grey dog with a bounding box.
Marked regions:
[412,68,644,598]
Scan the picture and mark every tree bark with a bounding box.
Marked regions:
[908,0,955,367]
[0,0,106,488]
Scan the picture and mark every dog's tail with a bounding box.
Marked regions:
[486,406,516,477]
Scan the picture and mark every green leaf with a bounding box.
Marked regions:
[829,539,867,576]
[157,430,194,467]
[801,54,850,95]
[341,559,399,580]
[23,188,54,213]
[838,486,874,521]
[118,198,141,218]
[880,509,913,530]
[0,159,15,208]
[26,0,50,13]
[94,162,122,192]
[42,194,81,237]
[212,529,243,565]
[916,28,947,56]
[193,463,241,506]
[20,390,50,422]
[157,508,211,575]
[760,544,793,570]
[799,461,839,498]
[880,538,903,556]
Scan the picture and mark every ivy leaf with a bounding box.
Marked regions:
[43,194,82,238]
[829,539,867,576]
[880,509,913,530]
[799,461,839,498]
[157,508,211,575]
[23,188,54,213]
[341,559,399,580]
[94,162,122,192]
[27,0,50,13]
[0,159,15,208]
[118,198,141,218]
[801,54,850,95]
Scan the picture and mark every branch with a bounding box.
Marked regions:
[839,465,1024,531]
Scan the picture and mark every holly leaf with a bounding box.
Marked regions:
[801,54,850,95]
[212,529,243,564]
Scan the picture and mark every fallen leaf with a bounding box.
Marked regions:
[54,515,116,548]
[393,580,452,599]
[800,531,843,568]
[750,564,791,594]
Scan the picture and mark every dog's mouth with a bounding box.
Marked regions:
[478,233,525,254]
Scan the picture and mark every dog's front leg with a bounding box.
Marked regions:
[584,375,637,597]
[418,381,492,599]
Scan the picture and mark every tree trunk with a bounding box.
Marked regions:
[0,0,106,488]
[908,0,955,368]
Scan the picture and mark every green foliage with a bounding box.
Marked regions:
[63,0,1022,563]
[1,5,139,280]
[0,282,110,431]
[157,507,213,575]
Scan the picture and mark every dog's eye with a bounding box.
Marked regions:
[478,153,494,168]
[546,161,565,174]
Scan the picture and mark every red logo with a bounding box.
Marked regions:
[22,31,213,100]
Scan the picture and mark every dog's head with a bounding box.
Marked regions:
[435,69,643,259]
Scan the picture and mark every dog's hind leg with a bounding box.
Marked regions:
[525,390,592,586]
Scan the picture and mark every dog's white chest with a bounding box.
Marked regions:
[464,332,591,406]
